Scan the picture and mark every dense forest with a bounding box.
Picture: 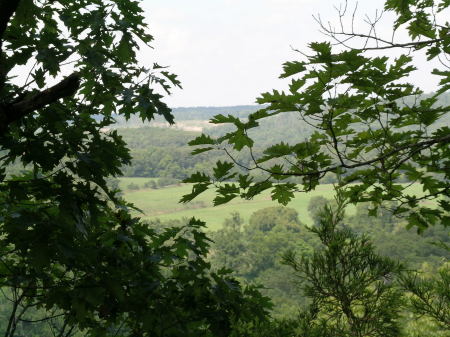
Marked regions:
[0,1,449,337]
[113,100,450,183]
[147,198,449,319]
[115,115,313,180]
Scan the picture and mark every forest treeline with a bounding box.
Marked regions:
[113,105,262,125]
[116,93,450,180]
[113,92,450,129]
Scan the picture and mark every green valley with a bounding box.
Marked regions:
[1,1,449,336]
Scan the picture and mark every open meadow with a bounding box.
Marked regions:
[119,178,429,231]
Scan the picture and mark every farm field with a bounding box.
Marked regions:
[119,178,427,231]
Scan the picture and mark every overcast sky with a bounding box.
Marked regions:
[140,0,439,107]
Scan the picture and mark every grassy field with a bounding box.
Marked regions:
[120,178,336,230]
[119,178,429,231]
[118,177,158,190]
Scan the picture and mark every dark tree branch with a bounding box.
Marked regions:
[19,313,65,323]
[11,73,80,116]
[0,0,20,51]
[0,72,80,135]
[330,32,443,51]
[0,0,21,92]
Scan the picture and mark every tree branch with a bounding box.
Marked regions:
[239,132,450,179]
[0,0,21,92]
[0,72,81,135]
[0,0,20,51]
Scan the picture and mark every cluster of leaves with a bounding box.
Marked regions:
[0,215,272,337]
[0,1,272,336]
[184,0,450,232]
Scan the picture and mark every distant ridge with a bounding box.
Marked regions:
[113,105,262,128]
[112,92,450,133]
[170,105,262,120]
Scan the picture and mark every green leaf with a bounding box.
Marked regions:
[183,172,211,184]
[214,193,238,206]
[271,184,296,205]
[280,61,306,78]
[191,147,214,155]
[210,114,241,125]
[245,181,273,199]
[189,134,216,146]
[117,33,135,63]
[258,142,292,163]
[219,129,254,151]
[238,174,253,190]
[213,161,234,180]
[180,183,209,203]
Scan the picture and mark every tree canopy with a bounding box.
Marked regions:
[0,1,271,336]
